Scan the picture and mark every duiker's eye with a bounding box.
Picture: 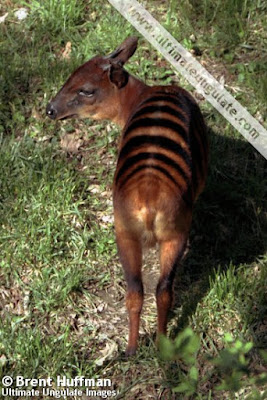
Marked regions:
[78,89,95,97]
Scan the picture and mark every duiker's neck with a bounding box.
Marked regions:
[114,75,148,128]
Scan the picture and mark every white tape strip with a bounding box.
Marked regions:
[108,0,267,160]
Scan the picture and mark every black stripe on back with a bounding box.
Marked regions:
[141,94,185,108]
[118,164,178,189]
[132,104,188,126]
[118,135,192,169]
[116,152,190,186]
[124,117,188,143]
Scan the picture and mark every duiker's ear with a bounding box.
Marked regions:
[108,62,129,89]
[104,36,138,66]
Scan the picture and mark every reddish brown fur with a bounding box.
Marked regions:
[46,37,208,356]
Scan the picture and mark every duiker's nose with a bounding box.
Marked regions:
[46,103,58,120]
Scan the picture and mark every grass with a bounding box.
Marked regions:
[0,0,266,399]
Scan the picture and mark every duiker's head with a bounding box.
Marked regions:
[46,37,138,122]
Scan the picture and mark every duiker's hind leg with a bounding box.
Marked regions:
[156,233,188,338]
[115,231,143,356]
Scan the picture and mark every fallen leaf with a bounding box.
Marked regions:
[0,13,8,24]
[95,341,118,366]
[60,133,83,153]
[61,41,72,60]
[0,354,7,366]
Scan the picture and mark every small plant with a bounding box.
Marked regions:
[159,328,200,396]
[159,329,267,399]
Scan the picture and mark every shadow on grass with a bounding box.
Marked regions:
[171,125,266,334]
